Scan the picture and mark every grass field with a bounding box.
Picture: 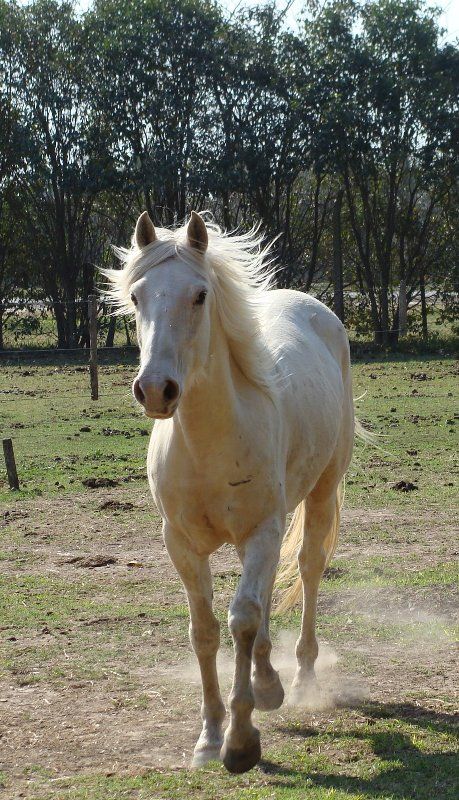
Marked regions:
[0,348,458,799]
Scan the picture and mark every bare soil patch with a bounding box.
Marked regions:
[0,489,457,792]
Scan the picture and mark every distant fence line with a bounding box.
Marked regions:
[0,295,137,353]
[1,292,413,354]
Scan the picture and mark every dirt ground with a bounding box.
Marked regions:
[1,486,457,796]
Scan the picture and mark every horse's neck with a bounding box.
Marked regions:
[175,313,239,450]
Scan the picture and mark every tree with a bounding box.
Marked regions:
[300,0,458,343]
[86,0,222,226]
[0,0,31,347]
[0,0,457,350]
[8,0,111,346]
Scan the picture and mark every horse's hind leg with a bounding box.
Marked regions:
[163,524,225,767]
[290,486,338,705]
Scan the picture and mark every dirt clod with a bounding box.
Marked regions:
[410,372,431,381]
[323,566,346,579]
[60,554,117,568]
[82,477,119,488]
[391,480,418,492]
[98,500,134,512]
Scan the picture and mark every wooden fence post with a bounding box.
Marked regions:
[3,438,19,490]
[89,294,99,400]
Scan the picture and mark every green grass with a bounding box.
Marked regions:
[0,572,190,684]
[0,351,457,505]
[2,561,457,687]
[0,353,145,502]
[0,574,189,630]
[320,558,459,590]
[349,353,458,509]
[6,709,458,799]
[0,351,457,799]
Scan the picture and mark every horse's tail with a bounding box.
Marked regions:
[275,479,344,613]
[354,415,377,445]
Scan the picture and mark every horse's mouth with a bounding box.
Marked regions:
[144,405,178,420]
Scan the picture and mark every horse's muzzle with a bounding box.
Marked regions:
[133,376,180,418]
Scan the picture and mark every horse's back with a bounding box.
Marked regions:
[260,289,353,505]
[260,288,349,369]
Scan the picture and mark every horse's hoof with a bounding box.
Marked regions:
[252,672,285,711]
[221,730,261,774]
[289,675,329,709]
[192,744,222,768]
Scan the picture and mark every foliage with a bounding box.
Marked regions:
[0,0,457,348]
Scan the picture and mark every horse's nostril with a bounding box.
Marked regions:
[133,378,145,404]
[163,379,179,404]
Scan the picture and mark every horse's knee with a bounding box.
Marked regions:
[228,596,262,645]
[190,615,220,658]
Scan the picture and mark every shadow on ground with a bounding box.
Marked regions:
[261,701,458,799]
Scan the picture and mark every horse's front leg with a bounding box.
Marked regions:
[221,515,283,774]
[251,582,285,712]
[163,524,225,767]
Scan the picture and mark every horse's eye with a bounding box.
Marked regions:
[194,290,207,306]
[130,293,138,307]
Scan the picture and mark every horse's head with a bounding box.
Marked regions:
[129,211,212,419]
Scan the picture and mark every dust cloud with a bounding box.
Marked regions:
[273,629,368,710]
[160,589,455,713]
[165,629,368,712]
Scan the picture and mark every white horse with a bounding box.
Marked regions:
[105,210,355,774]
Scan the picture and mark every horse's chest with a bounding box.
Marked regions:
[150,437,280,550]
[179,478,278,549]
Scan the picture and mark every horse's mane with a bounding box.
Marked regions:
[102,217,279,399]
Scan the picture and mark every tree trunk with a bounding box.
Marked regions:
[61,269,78,348]
[398,279,407,338]
[105,315,116,348]
[380,285,390,347]
[332,189,345,322]
[390,308,400,348]
[80,261,95,348]
[124,318,132,347]
[65,299,77,349]
[420,272,428,340]
[222,190,231,230]
[54,301,67,348]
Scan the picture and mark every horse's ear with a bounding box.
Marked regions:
[187,211,208,253]
[135,211,157,248]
